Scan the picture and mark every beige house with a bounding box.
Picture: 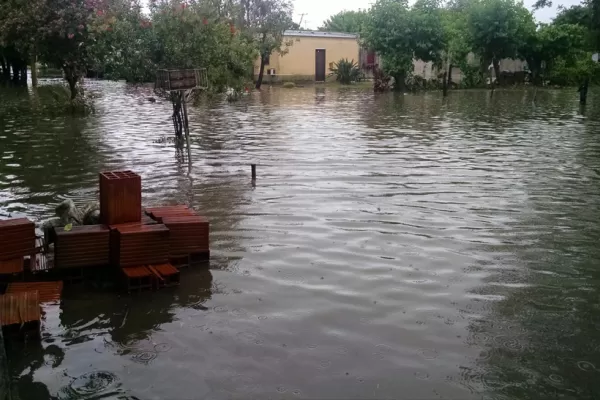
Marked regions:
[255,30,360,82]
[255,30,528,84]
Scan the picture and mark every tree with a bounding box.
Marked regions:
[0,0,46,84]
[441,0,473,85]
[319,10,368,34]
[150,0,257,91]
[519,22,587,84]
[466,0,534,85]
[86,0,157,82]
[289,21,304,30]
[536,0,599,94]
[554,3,599,52]
[35,0,107,99]
[554,4,593,27]
[238,0,293,90]
[363,0,445,91]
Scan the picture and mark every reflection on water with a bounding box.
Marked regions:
[1,82,600,399]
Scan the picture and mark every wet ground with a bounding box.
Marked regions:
[1,82,600,399]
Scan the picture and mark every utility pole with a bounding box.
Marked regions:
[298,13,307,29]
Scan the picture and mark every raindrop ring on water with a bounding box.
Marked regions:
[69,371,118,395]
[472,332,491,343]
[418,348,438,360]
[548,374,564,384]
[415,371,430,380]
[132,351,158,364]
[577,361,596,372]
[154,343,172,353]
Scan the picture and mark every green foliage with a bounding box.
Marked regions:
[441,2,472,71]
[539,0,599,52]
[282,81,295,88]
[0,0,101,96]
[150,1,257,91]
[363,0,595,90]
[0,0,290,96]
[466,0,534,65]
[32,84,95,115]
[547,51,600,85]
[88,1,157,82]
[329,58,360,84]
[554,5,593,27]
[458,63,484,87]
[554,3,599,52]
[319,10,368,34]
[363,0,444,90]
[241,0,294,89]
[519,23,588,83]
[373,67,391,92]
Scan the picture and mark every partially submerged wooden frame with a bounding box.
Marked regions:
[155,69,208,92]
[155,68,208,170]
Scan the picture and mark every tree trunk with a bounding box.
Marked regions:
[0,57,6,81]
[64,66,79,100]
[392,72,406,92]
[31,53,38,87]
[68,78,77,100]
[492,58,501,87]
[531,69,539,86]
[447,64,453,87]
[255,56,266,90]
[11,61,20,84]
[20,66,27,85]
[579,78,589,104]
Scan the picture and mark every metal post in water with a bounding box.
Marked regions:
[181,91,192,172]
[442,71,448,97]
[442,52,450,98]
[251,164,256,181]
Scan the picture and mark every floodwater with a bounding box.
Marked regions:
[1,81,600,400]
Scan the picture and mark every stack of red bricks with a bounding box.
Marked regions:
[6,281,63,304]
[0,218,35,275]
[54,225,110,269]
[0,291,41,337]
[99,170,185,292]
[145,206,210,260]
[110,224,169,266]
[100,170,142,226]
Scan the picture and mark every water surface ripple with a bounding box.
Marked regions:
[1,83,600,399]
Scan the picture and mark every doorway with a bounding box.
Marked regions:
[315,49,326,82]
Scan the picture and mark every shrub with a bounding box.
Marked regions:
[282,81,296,88]
[33,84,94,115]
[547,53,600,86]
[373,67,390,92]
[329,58,361,84]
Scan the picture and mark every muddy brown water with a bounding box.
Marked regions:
[1,82,600,399]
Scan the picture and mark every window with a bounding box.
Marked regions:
[264,55,270,65]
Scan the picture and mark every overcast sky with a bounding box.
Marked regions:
[292,0,585,30]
